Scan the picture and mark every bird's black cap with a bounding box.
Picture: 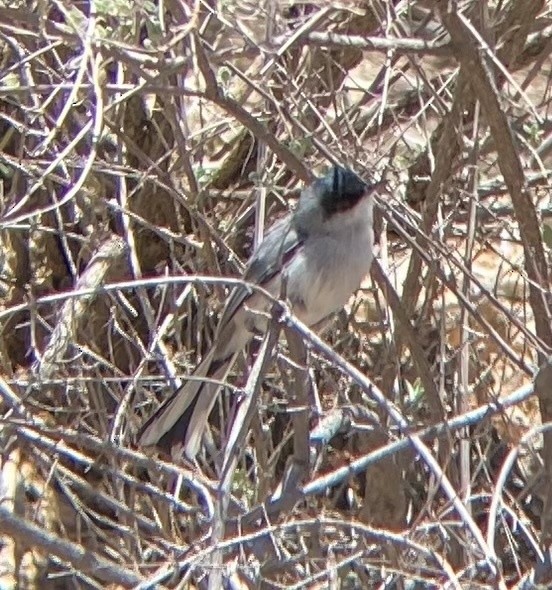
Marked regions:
[317,166,368,215]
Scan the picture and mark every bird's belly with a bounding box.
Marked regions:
[287,229,373,326]
[223,225,373,348]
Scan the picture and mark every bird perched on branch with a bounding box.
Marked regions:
[137,165,378,460]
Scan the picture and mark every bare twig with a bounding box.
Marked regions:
[295,31,453,56]
[0,506,142,587]
[439,0,552,353]
[534,359,552,549]
[35,237,127,381]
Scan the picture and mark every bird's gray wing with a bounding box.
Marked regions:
[138,216,303,456]
[217,215,303,331]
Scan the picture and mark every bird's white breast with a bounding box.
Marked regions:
[286,196,374,326]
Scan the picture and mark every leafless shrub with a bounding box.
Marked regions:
[0,0,552,588]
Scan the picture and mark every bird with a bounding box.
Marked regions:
[137,165,378,461]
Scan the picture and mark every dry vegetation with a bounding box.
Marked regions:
[0,0,552,588]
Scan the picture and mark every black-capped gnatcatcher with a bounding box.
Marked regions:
[137,166,378,460]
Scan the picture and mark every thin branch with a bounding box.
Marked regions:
[302,380,534,496]
[35,237,127,381]
[297,32,453,56]
[439,3,552,352]
[0,507,142,587]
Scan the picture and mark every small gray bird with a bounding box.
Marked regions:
[138,166,377,460]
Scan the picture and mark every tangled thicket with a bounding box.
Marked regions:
[0,1,552,588]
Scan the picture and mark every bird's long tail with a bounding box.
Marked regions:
[137,350,236,460]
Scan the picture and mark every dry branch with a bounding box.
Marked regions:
[296,32,453,56]
[0,0,550,585]
[439,2,552,349]
[0,507,141,587]
[35,237,127,381]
